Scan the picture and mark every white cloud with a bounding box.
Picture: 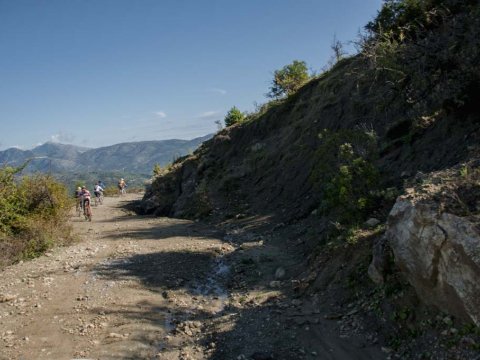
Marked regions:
[154,111,167,118]
[50,131,75,143]
[198,111,220,119]
[208,88,227,95]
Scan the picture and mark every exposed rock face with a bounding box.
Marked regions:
[387,196,480,325]
[368,235,389,285]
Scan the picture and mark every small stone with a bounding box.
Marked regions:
[0,294,17,303]
[365,218,381,228]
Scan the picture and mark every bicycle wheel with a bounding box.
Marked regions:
[85,205,92,221]
[83,200,92,221]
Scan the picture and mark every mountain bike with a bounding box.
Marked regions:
[83,199,92,221]
[94,191,104,206]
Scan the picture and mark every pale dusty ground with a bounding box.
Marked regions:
[0,194,231,360]
[0,194,385,360]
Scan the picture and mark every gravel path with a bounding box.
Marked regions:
[0,194,386,360]
[0,194,230,359]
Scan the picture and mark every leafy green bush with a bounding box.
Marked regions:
[311,129,380,223]
[0,165,28,236]
[268,60,310,98]
[0,165,74,266]
[224,106,245,127]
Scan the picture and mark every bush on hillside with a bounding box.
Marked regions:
[363,0,480,125]
[268,60,310,99]
[0,165,74,266]
[224,106,245,127]
[312,129,380,224]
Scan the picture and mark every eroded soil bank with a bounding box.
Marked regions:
[0,195,384,360]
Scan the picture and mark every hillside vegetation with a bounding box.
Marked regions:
[143,0,479,222]
[0,164,74,267]
[140,0,480,356]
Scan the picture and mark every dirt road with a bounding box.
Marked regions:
[0,195,384,360]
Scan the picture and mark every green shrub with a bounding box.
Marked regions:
[0,165,28,236]
[311,129,380,223]
[224,106,245,127]
[268,60,310,99]
[0,166,74,266]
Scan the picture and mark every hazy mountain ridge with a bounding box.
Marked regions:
[0,135,212,175]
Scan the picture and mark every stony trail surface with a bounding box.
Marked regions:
[0,194,385,360]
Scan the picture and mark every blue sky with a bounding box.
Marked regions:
[0,0,383,150]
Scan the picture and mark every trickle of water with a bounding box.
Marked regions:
[190,256,230,313]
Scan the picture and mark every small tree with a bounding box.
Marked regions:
[153,163,163,177]
[224,106,245,127]
[323,34,347,71]
[331,34,346,63]
[268,60,310,98]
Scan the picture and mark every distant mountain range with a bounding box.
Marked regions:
[0,135,212,175]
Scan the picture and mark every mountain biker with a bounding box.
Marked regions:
[118,178,127,194]
[74,186,83,213]
[81,186,91,212]
[94,182,104,198]
[75,186,82,200]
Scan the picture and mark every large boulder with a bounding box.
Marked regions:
[387,195,480,325]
